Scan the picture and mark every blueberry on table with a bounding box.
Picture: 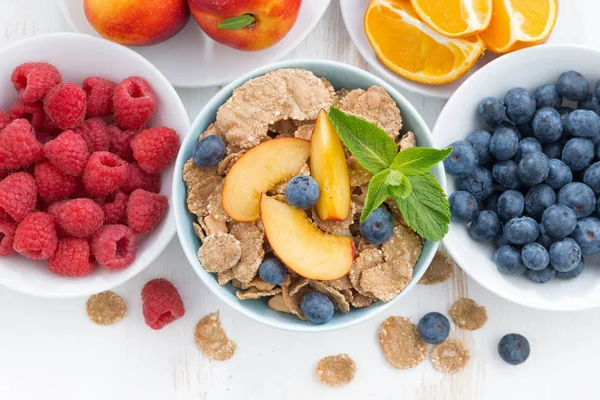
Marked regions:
[285,175,320,209]
[544,159,572,190]
[478,97,506,129]
[359,208,394,244]
[494,245,527,275]
[578,93,600,114]
[561,138,595,171]
[443,140,479,177]
[504,88,537,125]
[537,222,555,249]
[498,333,530,365]
[558,182,596,218]
[542,204,577,239]
[556,259,584,279]
[514,137,542,163]
[525,184,556,220]
[534,83,563,109]
[570,217,600,255]
[504,217,539,245]
[457,166,493,201]
[449,191,479,223]
[490,125,519,160]
[527,266,556,283]
[542,142,563,159]
[469,210,501,243]
[521,242,550,271]
[492,160,521,190]
[533,107,563,143]
[418,312,450,344]
[549,238,581,272]
[466,130,492,165]
[557,71,589,101]
[517,152,550,186]
[301,292,334,325]
[497,190,525,222]
[583,162,600,193]
[258,257,288,285]
[565,109,600,138]
[193,135,226,168]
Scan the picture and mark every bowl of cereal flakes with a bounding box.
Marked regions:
[173,59,446,331]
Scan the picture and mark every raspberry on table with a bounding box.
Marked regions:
[56,198,104,238]
[141,278,185,330]
[107,124,137,162]
[34,161,77,203]
[103,191,128,225]
[130,127,180,174]
[8,100,45,130]
[122,162,160,194]
[13,212,57,259]
[0,172,37,222]
[0,110,10,131]
[83,77,116,117]
[74,117,110,153]
[90,224,138,270]
[126,189,168,234]
[48,237,94,276]
[44,130,89,176]
[83,151,128,196]
[11,62,62,103]
[113,76,156,130]
[0,119,44,170]
[0,219,17,256]
[44,82,86,130]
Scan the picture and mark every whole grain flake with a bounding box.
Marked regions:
[379,316,427,369]
[430,339,470,373]
[194,312,236,361]
[316,354,357,387]
[86,291,126,326]
[449,298,488,330]
[419,250,454,285]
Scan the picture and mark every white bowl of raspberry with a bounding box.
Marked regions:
[0,33,189,298]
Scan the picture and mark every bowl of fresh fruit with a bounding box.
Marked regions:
[435,44,600,311]
[0,33,189,298]
[174,59,450,331]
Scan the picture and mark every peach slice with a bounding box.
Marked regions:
[260,194,355,280]
[222,137,310,222]
[310,109,351,221]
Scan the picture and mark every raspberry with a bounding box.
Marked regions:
[103,191,128,225]
[83,77,116,117]
[141,278,185,330]
[130,127,179,174]
[34,161,77,202]
[44,82,86,130]
[9,99,45,130]
[113,77,156,130]
[0,119,44,169]
[56,198,104,238]
[127,189,168,234]
[11,62,62,103]
[0,110,10,131]
[44,130,89,176]
[48,237,94,276]
[74,117,110,153]
[0,220,17,256]
[122,162,160,194]
[46,200,68,237]
[0,172,36,222]
[107,124,137,162]
[13,212,57,259]
[90,224,138,270]
[83,151,128,196]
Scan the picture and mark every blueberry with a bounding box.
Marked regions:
[492,160,521,190]
[527,266,556,283]
[466,130,492,165]
[532,107,563,143]
[597,197,600,214]
[193,135,226,168]
[504,88,537,125]
[300,292,334,324]
[557,106,573,138]
[359,208,394,244]
[469,210,501,242]
[494,225,509,248]
[443,140,479,177]
[504,217,539,245]
[417,312,450,344]
[498,333,530,365]
[449,191,479,223]
[457,166,493,201]
[570,217,600,255]
[490,125,520,160]
[565,109,600,138]
[534,84,563,109]
[285,176,320,209]
[542,142,564,160]
[517,152,550,186]
[478,97,507,128]
[556,259,584,279]
[258,257,288,285]
[494,245,527,275]
[497,190,524,222]
[537,222,555,249]
[541,204,577,238]
[544,159,572,190]
[584,162,600,193]
[557,70,589,101]
[524,184,556,220]
[578,93,600,114]
[514,137,542,163]
[558,182,596,218]
[562,138,595,171]
[521,243,550,271]
[549,238,581,272]
[484,191,502,212]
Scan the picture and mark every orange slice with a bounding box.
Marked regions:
[364,0,486,85]
[410,0,492,38]
[479,0,557,54]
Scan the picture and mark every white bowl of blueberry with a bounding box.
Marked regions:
[434,44,600,311]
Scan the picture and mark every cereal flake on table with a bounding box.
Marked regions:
[419,249,454,285]
[194,312,236,361]
[86,291,126,326]
[379,316,428,369]
[430,339,470,374]
[449,298,488,330]
[316,354,357,387]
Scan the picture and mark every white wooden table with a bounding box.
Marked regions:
[1,1,599,399]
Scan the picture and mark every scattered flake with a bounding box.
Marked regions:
[320,77,335,97]
[350,292,377,308]
[360,262,411,302]
[270,119,315,137]
[430,340,470,374]
[419,250,454,285]
[217,269,234,285]
[349,248,384,296]
[379,316,427,369]
[294,124,315,140]
[338,86,402,140]
[230,222,265,283]
[347,156,372,188]
[194,312,236,361]
[334,88,351,105]
[218,151,245,175]
[325,275,353,291]
[248,277,276,291]
[201,215,228,236]
[281,276,311,320]
[186,175,222,218]
[449,298,488,331]
[340,288,354,303]
[198,123,225,141]
[382,225,422,267]
[312,203,356,234]
[183,158,218,191]
[207,181,231,222]
[354,235,380,252]
[193,222,206,241]
[231,279,244,289]
[309,280,350,313]
[316,354,357,387]
[86,291,126,326]
[236,287,282,300]
[198,233,242,273]
[268,294,291,313]
[398,131,417,151]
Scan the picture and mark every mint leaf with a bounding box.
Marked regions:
[328,107,396,174]
[218,14,256,29]
[360,169,391,222]
[393,173,450,241]
[387,170,411,199]
[391,147,452,176]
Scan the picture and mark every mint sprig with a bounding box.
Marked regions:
[328,107,451,241]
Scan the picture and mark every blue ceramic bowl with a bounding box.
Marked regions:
[173,59,444,332]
